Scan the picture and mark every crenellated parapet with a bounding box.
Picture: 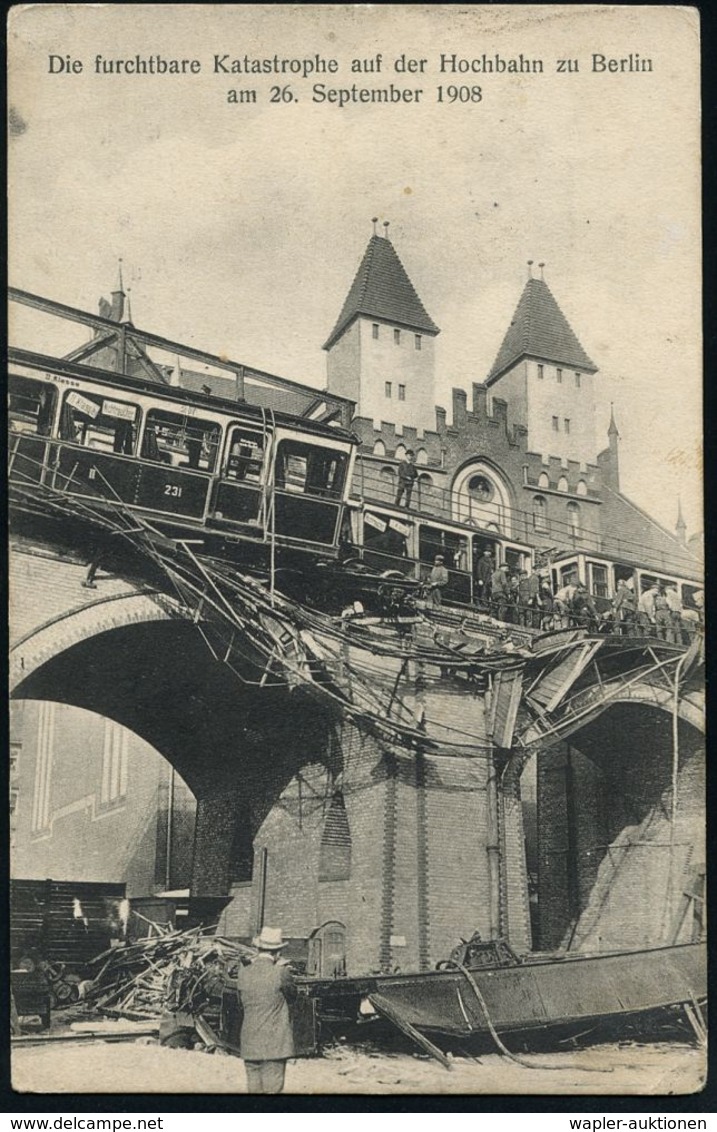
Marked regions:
[351,381,608,518]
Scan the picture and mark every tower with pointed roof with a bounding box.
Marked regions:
[324,223,439,432]
[486,266,598,465]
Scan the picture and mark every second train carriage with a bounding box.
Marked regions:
[342,499,533,609]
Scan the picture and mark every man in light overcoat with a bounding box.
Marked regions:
[237,926,296,1094]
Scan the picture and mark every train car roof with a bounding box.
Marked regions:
[9,348,357,444]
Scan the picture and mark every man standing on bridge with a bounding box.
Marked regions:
[237,926,296,1094]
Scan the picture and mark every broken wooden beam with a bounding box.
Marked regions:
[368,992,452,1070]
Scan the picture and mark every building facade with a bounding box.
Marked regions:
[11,699,196,897]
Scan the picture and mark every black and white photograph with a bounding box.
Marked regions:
[8,4,705,1101]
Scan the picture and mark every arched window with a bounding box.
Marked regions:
[558,476,569,493]
[394,443,407,461]
[533,495,548,533]
[567,502,580,535]
[538,472,550,489]
[373,439,386,457]
[451,461,511,534]
[416,472,433,507]
[577,479,588,497]
[416,448,428,466]
[318,793,351,882]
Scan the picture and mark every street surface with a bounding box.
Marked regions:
[12,1038,704,1096]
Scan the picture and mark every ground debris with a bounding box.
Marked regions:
[77,927,255,1025]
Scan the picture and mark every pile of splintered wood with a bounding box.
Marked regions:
[80,925,256,1021]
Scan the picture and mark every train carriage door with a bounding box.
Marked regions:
[306,921,346,978]
[210,422,267,528]
[54,388,142,505]
[362,510,414,575]
[133,407,219,520]
[273,435,349,547]
[418,523,472,604]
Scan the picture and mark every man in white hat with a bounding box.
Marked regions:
[236,926,296,1094]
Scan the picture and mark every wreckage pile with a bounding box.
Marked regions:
[79,926,255,1022]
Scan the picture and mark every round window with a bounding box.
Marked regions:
[468,474,494,502]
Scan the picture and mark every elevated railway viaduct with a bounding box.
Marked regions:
[10,534,704,973]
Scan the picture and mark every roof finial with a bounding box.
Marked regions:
[372,216,378,236]
[539,261,545,281]
[117,257,124,294]
[527,259,534,279]
[383,220,390,239]
[608,401,619,437]
[675,496,687,542]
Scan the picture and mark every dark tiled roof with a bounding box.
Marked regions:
[323,235,439,350]
[179,369,332,419]
[487,277,596,383]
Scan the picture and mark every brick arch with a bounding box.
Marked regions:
[559,679,704,744]
[10,590,189,694]
[533,698,705,951]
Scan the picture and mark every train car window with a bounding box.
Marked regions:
[364,511,410,558]
[141,408,220,472]
[274,439,347,498]
[59,389,140,454]
[9,376,57,436]
[419,524,469,571]
[682,583,703,610]
[225,426,265,483]
[588,562,609,598]
[504,547,531,573]
[556,561,579,587]
[613,563,636,590]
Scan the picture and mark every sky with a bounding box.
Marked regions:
[8,4,702,537]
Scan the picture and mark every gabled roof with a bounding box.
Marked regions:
[487,277,597,384]
[323,235,439,350]
[599,481,703,579]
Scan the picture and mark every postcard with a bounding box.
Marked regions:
[8,4,705,1102]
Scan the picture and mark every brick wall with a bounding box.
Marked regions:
[536,708,705,951]
[422,755,494,960]
[199,715,533,974]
